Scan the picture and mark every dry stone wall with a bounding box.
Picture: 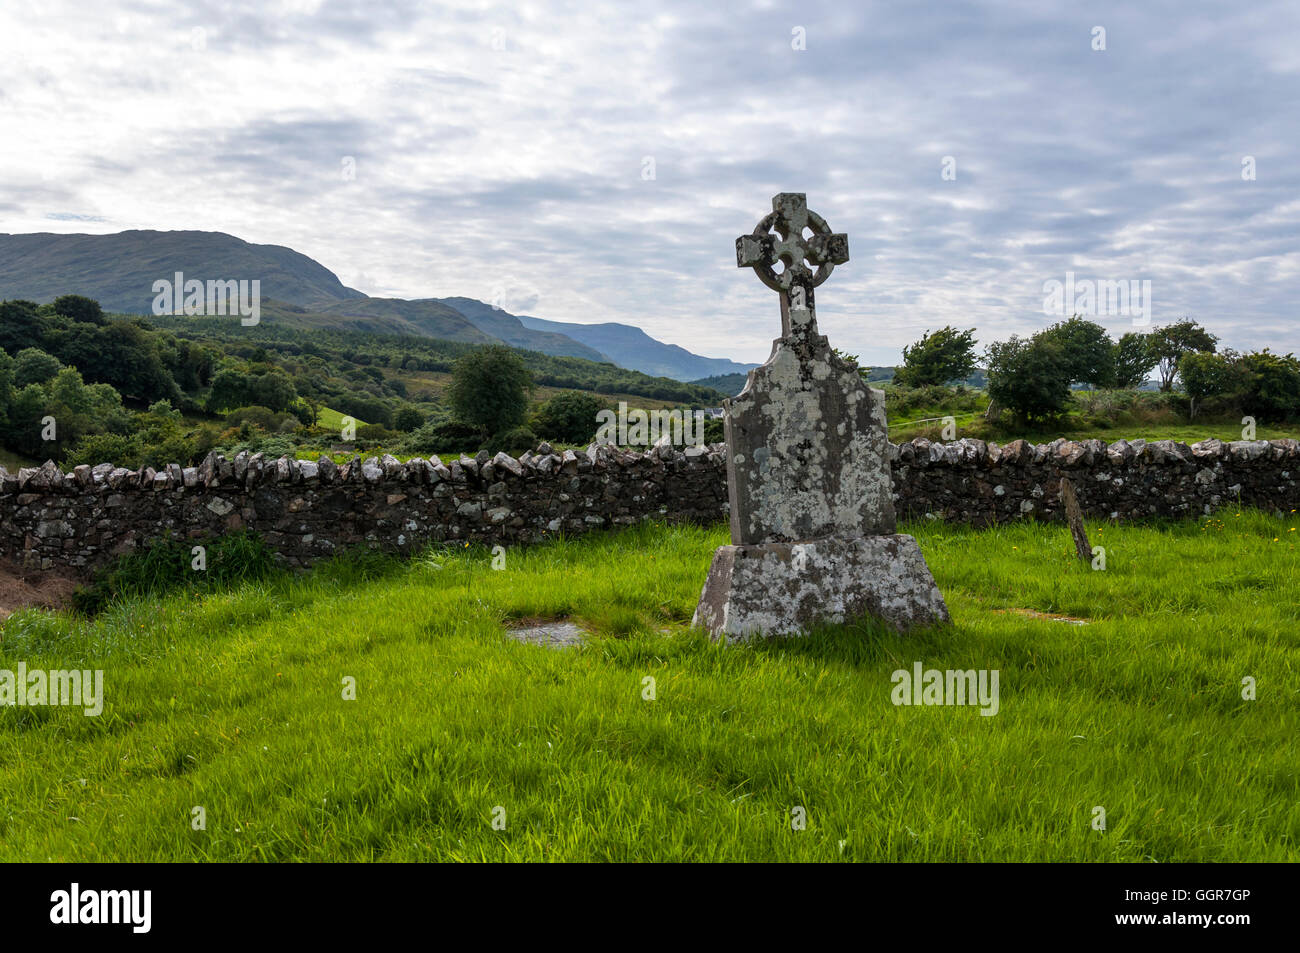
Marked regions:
[895,436,1300,524]
[2,436,1297,574]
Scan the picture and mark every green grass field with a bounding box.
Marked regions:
[315,406,365,431]
[1,513,1296,861]
[0,448,36,471]
[893,417,1298,445]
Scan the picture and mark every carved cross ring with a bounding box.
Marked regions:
[735,193,849,295]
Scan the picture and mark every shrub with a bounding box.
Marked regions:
[1236,350,1300,421]
[402,419,482,455]
[225,405,295,432]
[66,432,144,468]
[886,384,982,419]
[220,433,298,459]
[531,391,604,444]
[356,422,396,441]
[393,406,425,432]
[71,530,279,614]
[333,393,393,429]
[490,426,538,454]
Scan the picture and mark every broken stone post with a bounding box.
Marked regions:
[692,193,950,640]
[1059,477,1092,562]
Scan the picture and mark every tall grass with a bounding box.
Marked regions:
[1,513,1296,861]
[70,530,279,614]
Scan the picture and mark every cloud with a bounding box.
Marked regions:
[0,0,1297,365]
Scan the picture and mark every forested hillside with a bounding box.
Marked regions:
[0,296,726,472]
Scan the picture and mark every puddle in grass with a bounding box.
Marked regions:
[505,618,589,648]
[993,608,1090,625]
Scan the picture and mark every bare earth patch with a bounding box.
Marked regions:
[0,561,81,621]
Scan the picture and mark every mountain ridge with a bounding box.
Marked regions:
[434,297,610,363]
[0,229,756,381]
[513,313,756,381]
[0,230,367,312]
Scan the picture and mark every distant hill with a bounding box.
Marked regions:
[313,298,496,344]
[0,229,758,381]
[694,365,901,397]
[0,230,366,313]
[513,314,757,381]
[436,297,609,362]
[690,373,750,397]
[245,299,493,344]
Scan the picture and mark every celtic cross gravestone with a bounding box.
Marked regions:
[692,193,950,639]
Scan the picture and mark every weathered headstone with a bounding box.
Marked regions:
[692,193,950,639]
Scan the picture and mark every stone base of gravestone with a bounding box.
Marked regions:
[692,533,950,641]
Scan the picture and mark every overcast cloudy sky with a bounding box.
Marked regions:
[2,0,1297,365]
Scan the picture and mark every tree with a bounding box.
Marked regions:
[531,391,605,444]
[448,345,533,439]
[1113,332,1158,389]
[1236,350,1300,420]
[985,334,1071,423]
[51,294,106,325]
[162,337,215,392]
[394,405,425,432]
[333,393,393,429]
[206,366,296,414]
[0,300,46,354]
[1,367,128,460]
[298,397,322,428]
[1038,316,1115,388]
[249,369,297,413]
[894,326,978,387]
[1148,319,1217,391]
[207,367,252,412]
[0,349,12,419]
[74,321,182,404]
[402,418,481,455]
[12,348,62,387]
[1177,351,1238,420]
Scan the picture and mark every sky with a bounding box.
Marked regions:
[1,0,1298,366]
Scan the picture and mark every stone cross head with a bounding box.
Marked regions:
[736,193,849,334]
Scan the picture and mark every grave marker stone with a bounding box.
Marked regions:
[692,193,950,639]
